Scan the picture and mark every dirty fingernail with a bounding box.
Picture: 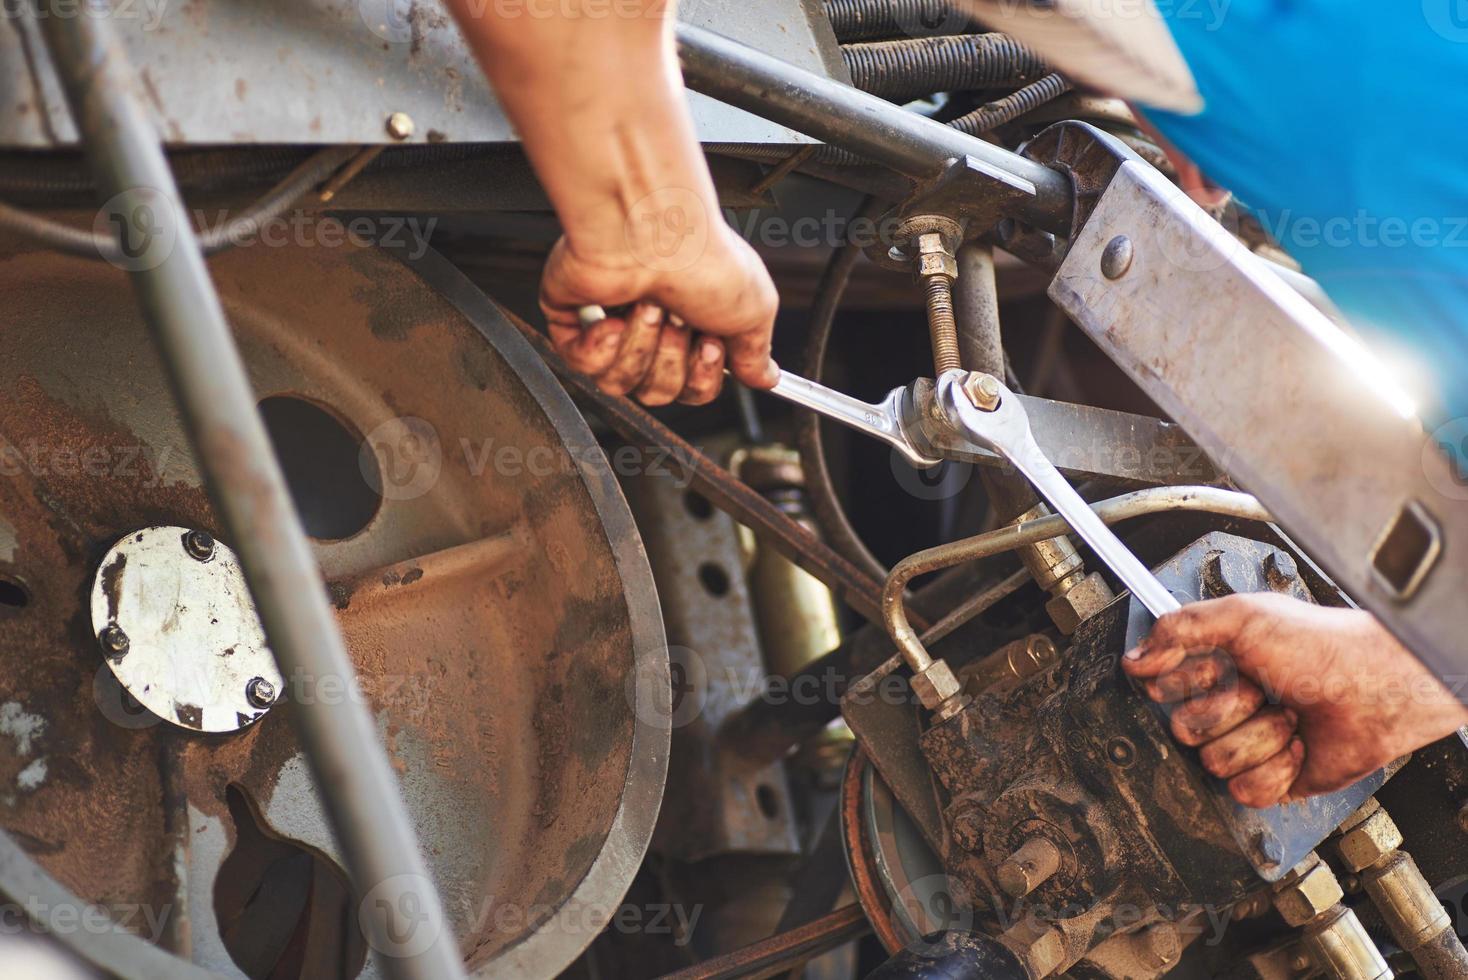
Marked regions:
[1123,647,1143,661]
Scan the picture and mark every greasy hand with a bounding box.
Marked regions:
[540,223,779,407]
[1122,593,1468,809]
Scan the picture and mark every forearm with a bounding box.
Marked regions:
[446,2,717,263]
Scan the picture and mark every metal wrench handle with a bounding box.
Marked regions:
[936,372,1182,617]
[767,370,940,468]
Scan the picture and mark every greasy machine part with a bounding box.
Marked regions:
[0,239,667,977]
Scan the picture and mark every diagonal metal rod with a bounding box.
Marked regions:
[33,4,463,977]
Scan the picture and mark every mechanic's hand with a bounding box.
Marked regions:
[1122,593,1468,809]
[540,224,779,407]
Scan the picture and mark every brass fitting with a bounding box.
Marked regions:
[1336,798,1468,978]
[1044,571,1116,635]
[1272,853,1390,980]
[996,835,1064,898]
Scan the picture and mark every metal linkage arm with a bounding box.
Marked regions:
[34,3,464,977]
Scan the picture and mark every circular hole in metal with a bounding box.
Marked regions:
[698,562,730,597]
[756,783,780,820]
[259,395,381,541]
[0,575,29,611]
[683,491,715,520]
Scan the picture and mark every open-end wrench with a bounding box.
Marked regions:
[930,370,1181,617]
[759,366,1181,618]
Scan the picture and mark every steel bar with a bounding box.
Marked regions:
[33,4,463,977]
[505,311,921,632]
[676,24,1073,235]
[656,905,870,980]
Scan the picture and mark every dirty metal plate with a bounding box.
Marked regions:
[0,239,665,979]
[89,526,281,733]
[0,0,839,148]
[1124,532,1385,882]
[1051,160,1468,697]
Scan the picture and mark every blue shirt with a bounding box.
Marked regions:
[1149,1,1468,427]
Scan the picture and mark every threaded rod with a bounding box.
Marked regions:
[925,274,962,374]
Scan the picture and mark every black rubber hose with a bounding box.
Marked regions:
[949,73,1074,136]
[0,144,359,260]
[864,932,1029,980]
[825,0,982,42]
[841,35,1047,103]
[794,195,893,586]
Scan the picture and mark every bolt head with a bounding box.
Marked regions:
[962,372,1003,412]
[1457,799,1468,835]
[99,624,130,657]
[386,112,415,140]
[1263,550,1299,590]
[1101,235,1134,279]
[246,676,277,709]
[183,530,215,562]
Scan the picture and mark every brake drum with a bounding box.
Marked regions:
[0,238,667,977]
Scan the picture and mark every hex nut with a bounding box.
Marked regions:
[917,251,958,279]
[1274,861,1344,926]
[910,660,961,709]
[1002,922,1066,978]
[1338,808,1402,873]
[962,372,1003,411]
[1045,571,1115,635]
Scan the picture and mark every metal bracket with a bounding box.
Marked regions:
[1048,153,1468,696]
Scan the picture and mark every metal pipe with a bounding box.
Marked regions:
[33,5,463,978]
[675,24,1073,234]
[882,487,1272,676]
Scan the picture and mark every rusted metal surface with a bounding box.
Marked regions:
[0,1,842,148]
[654,904,869,980]
[504,311,916,634]
[0,239,665,976]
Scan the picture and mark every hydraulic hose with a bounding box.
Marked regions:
[825,0,982,42]
[841,34,1048,103]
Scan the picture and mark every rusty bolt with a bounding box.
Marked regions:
[996,836,1063,898]
[1203,550,1251,599]
[99,624,130,658]
[1263,550,1299,590]
[386,111,415,141]
[183,530,215,562]
[1100,235,1134,279]
[1456,799,1468,835]
[1253,830,1284,869]
[246,677,277,709]
[962,372,1003,412]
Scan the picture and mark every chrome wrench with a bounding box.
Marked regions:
[760,365,1181,617]
[931,370,1181,617]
